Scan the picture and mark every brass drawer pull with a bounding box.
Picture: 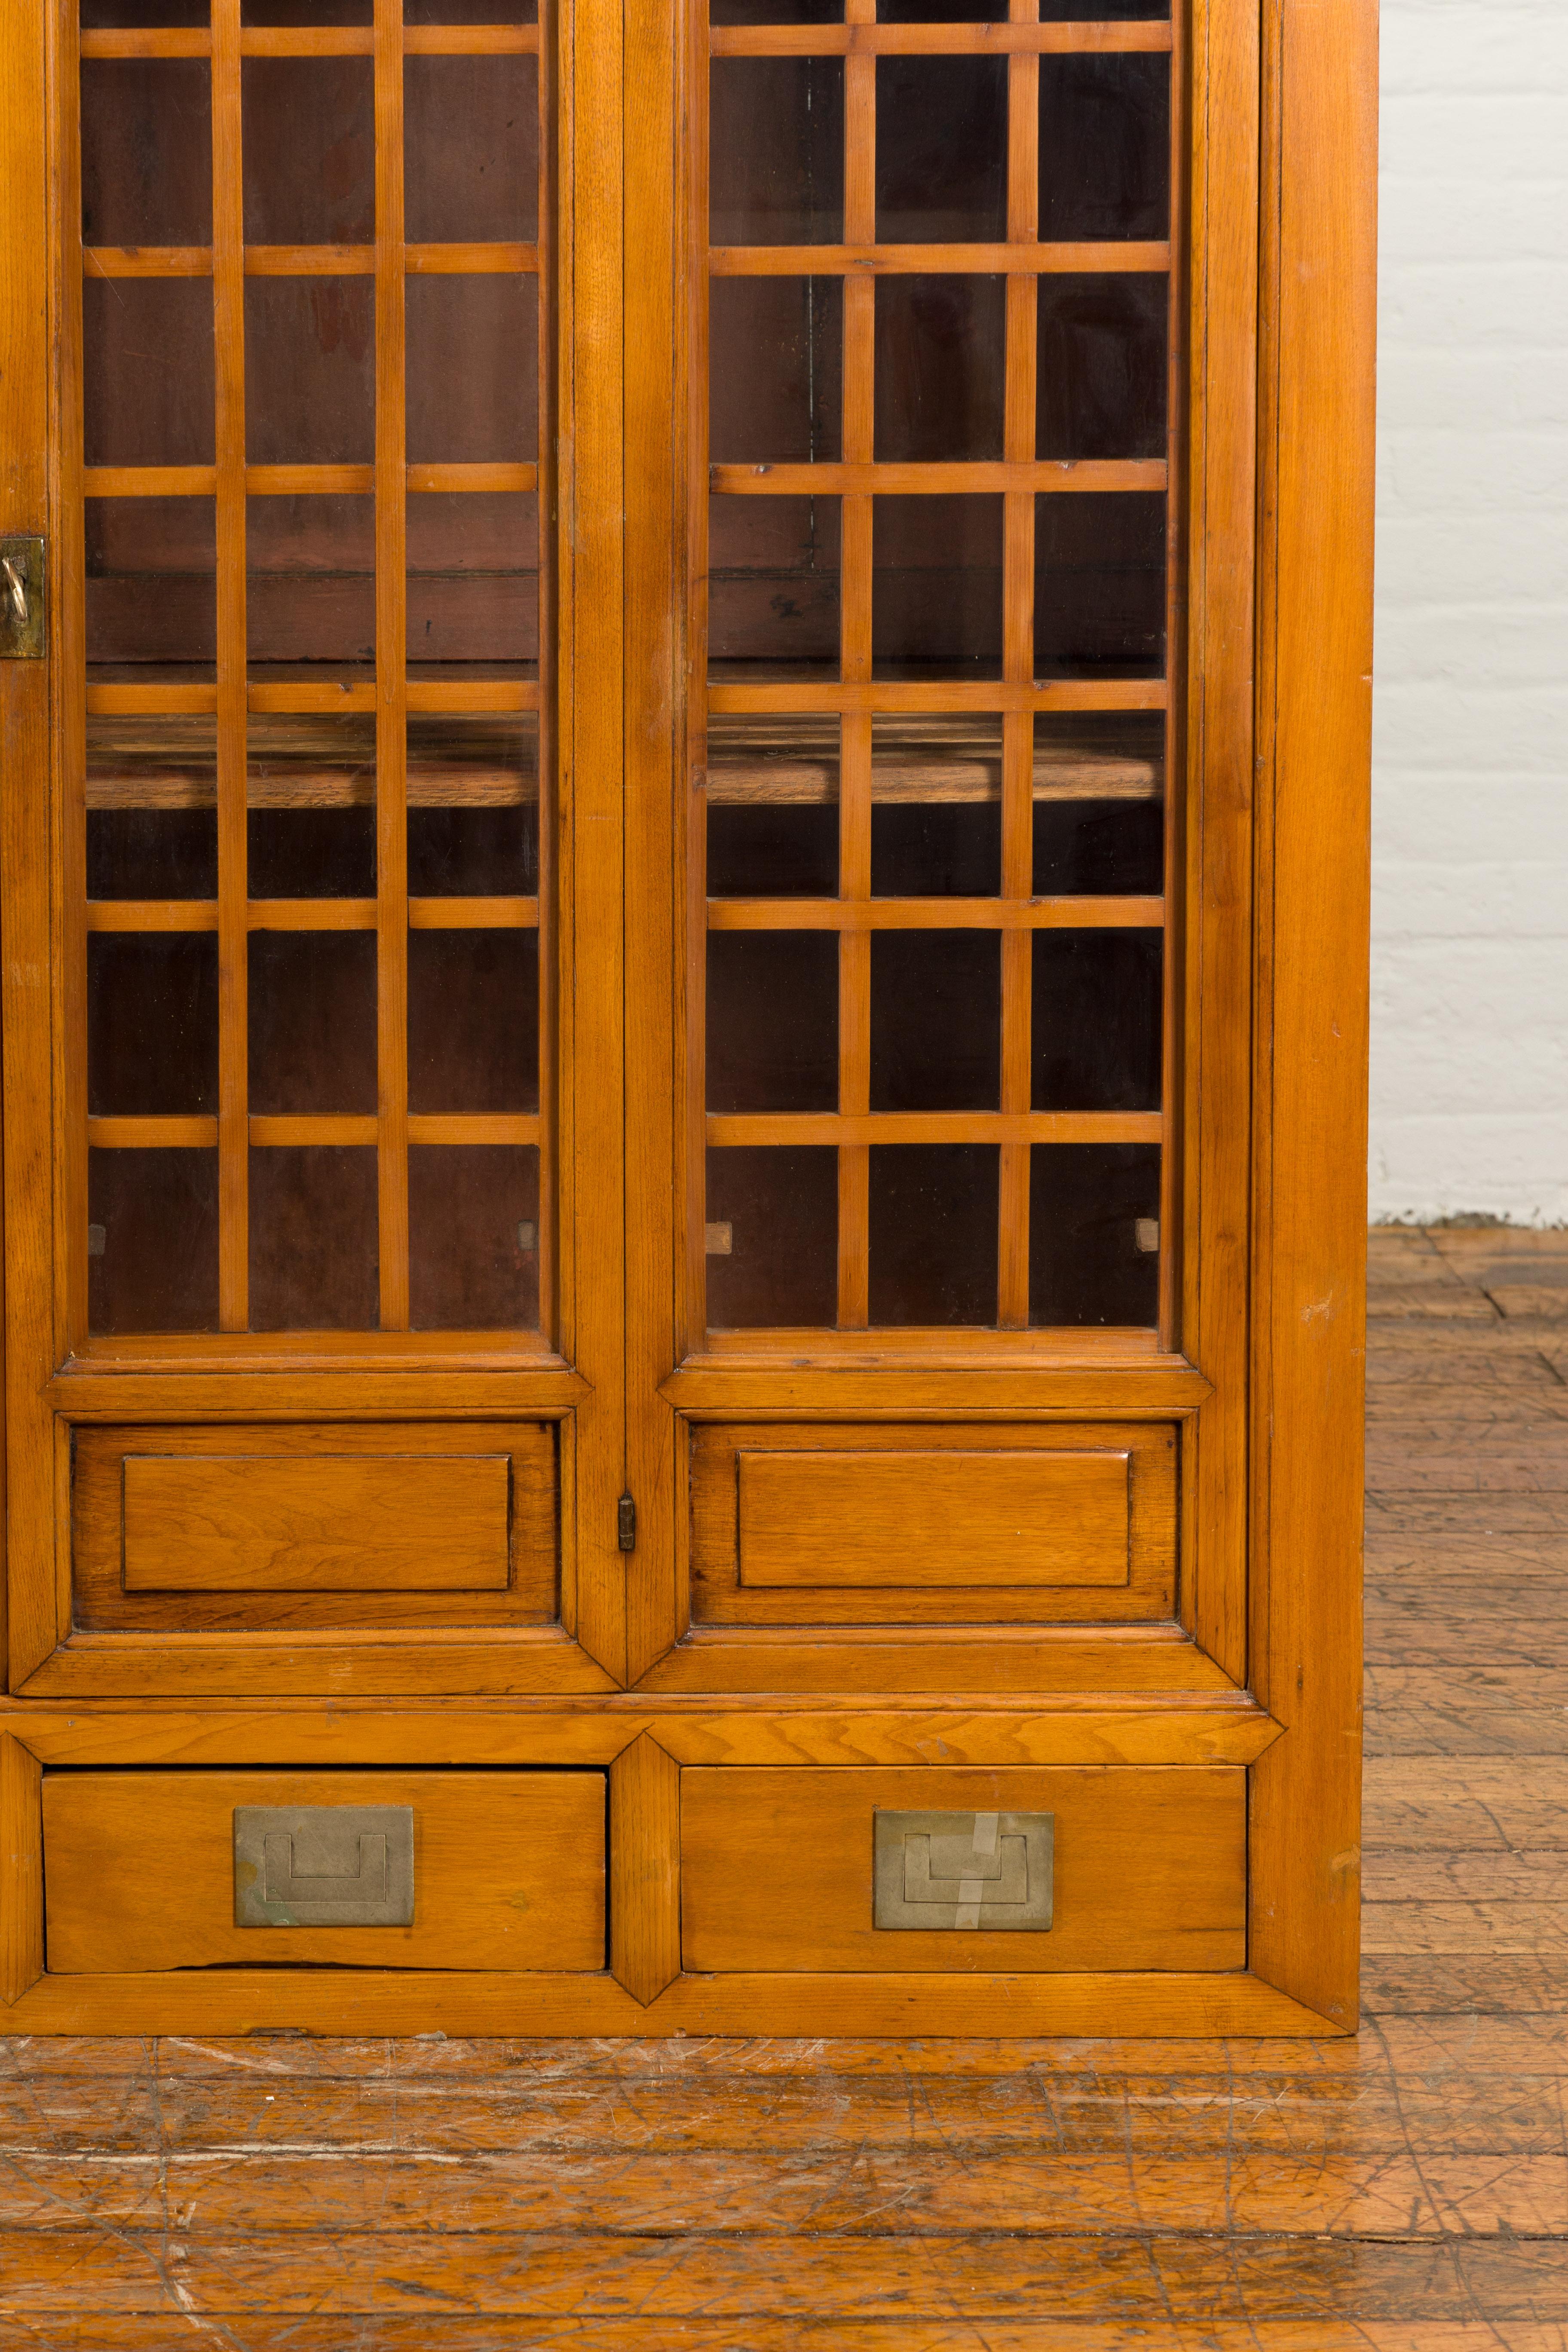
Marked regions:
[873,1809,1054,1932]
[234,1804,415,1928]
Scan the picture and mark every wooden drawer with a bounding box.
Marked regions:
[71,1423,558,1632]
[681,1767,1244,1972]
[690,1424,1177,1625]
[43,1770,606,1972]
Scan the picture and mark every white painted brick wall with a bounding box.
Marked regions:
[1370,0,1568,1224]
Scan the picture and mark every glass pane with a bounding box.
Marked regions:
[409,715,537,894]
[409,1145,539,1329]
[1030,1142,1160,1326]
[86,498,216,668]
[1037,276,1167,461]
[404,58,537,242]
[1038,55,1170,242]
[707,716,839,896]
[81,61,211,246]
[245,281,376,466]
[711,279,842,465]
[88,936,218,1116]
[247,495,376,668]
[407,931,539,1114]
[876,59,1007,243]
[874,279,1005,462]
[89,1149,219,1334]
[85,0,207,22]
[84,279,214,468]
[242,61,375,245]
[707,931,839,1113]
[1034,492,1166,679]
[249,933,378,1115]
[868,1145,998,1325]
[710,60,845,245]
[406,278,537,465]
[407,494,538,668]
[710,494,841,679]
[873,496,1003,680]
[870,932,1001,1110]
[407,0,533,23]
[706,1147,837,1326]
[714,0,839,21]
[245,0,370,21]
[1031,930,1163,1111]
[249,1147,380,1329]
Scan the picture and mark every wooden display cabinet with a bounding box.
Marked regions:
[0,0,1374,2032]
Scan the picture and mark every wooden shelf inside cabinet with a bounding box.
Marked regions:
[86,715,537,811]
[702,715,1165,808]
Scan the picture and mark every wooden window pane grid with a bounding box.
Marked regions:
[77,5,552,1339]
[697,1,1177,1339]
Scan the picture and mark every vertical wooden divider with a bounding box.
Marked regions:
[0,1735,43,2002]
[374,0,410,1331]
[609,1730,681,2003]
[212,0,248,1331]
[998,2,1039,1331]
[835,15,876,1333]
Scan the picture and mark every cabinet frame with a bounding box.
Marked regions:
[0,0,1373,2034]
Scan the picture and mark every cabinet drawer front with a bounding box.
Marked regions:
[693,1423,1177,1626]
[123,1454,512,1591]
[72,1422,558,1632]
[43,1771,605,1972]
[738,1448,1130,1588]
[681,1767,1244,1973]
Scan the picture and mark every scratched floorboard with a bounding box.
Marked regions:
[1,1225,1566,2350]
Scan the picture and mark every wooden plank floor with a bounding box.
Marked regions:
[3,1224,1567,2350]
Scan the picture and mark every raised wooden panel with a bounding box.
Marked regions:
[681,1764,1245,1974]
[692,1422,1176,1626]
[738,1447,1131,1589]
[72,1422,558,1631]
[43,1769,605,1973]
[122,1452,512,1591]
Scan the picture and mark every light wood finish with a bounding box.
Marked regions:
[43,1769,606,1972]
[681,1766,1246,1972]
[609,1731,682,2006]
[690,1422,1176,1628]
[711,21,1174,53]
[1246,0,1376,2034]
[0,1733,43,2003]
[120,1453,513,1593]
[0,1265,1535,2311]
[72,1422,557,1634]
[704,712,1163,805]
[735,1447,1133,1589]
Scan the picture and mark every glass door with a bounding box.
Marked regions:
[691,0,1178,1352]
[73,0,552,1345]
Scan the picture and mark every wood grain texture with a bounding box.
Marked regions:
[690,1420,1176,1628]
[0,1732,42,2001]
[734,1446,1133,1589]
[119,1453,513,1592]
[71,1421,558,1633]
[43,1768,607,1973]
[609,1730,681,2006]
[681,1765,1246,1973]
[3,1246,1564,2335]
[1246,0,1377,2032]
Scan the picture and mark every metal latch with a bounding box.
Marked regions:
[0,536,45,660]
[234,1804,415,1927]
[873,1809,1054,1931]
[618,1493,637,1551]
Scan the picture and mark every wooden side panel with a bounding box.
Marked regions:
[682,1765,1245,1973]
[43,1768,606,1972]
[692,1421,1176,1626]
[609,1729,681,2006]
[738,1448,1131,1589]
[0,1733,43,2002]
[1247,0,1375,2030]
[122,1454,512,1591]
[72,1421,558,1630]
